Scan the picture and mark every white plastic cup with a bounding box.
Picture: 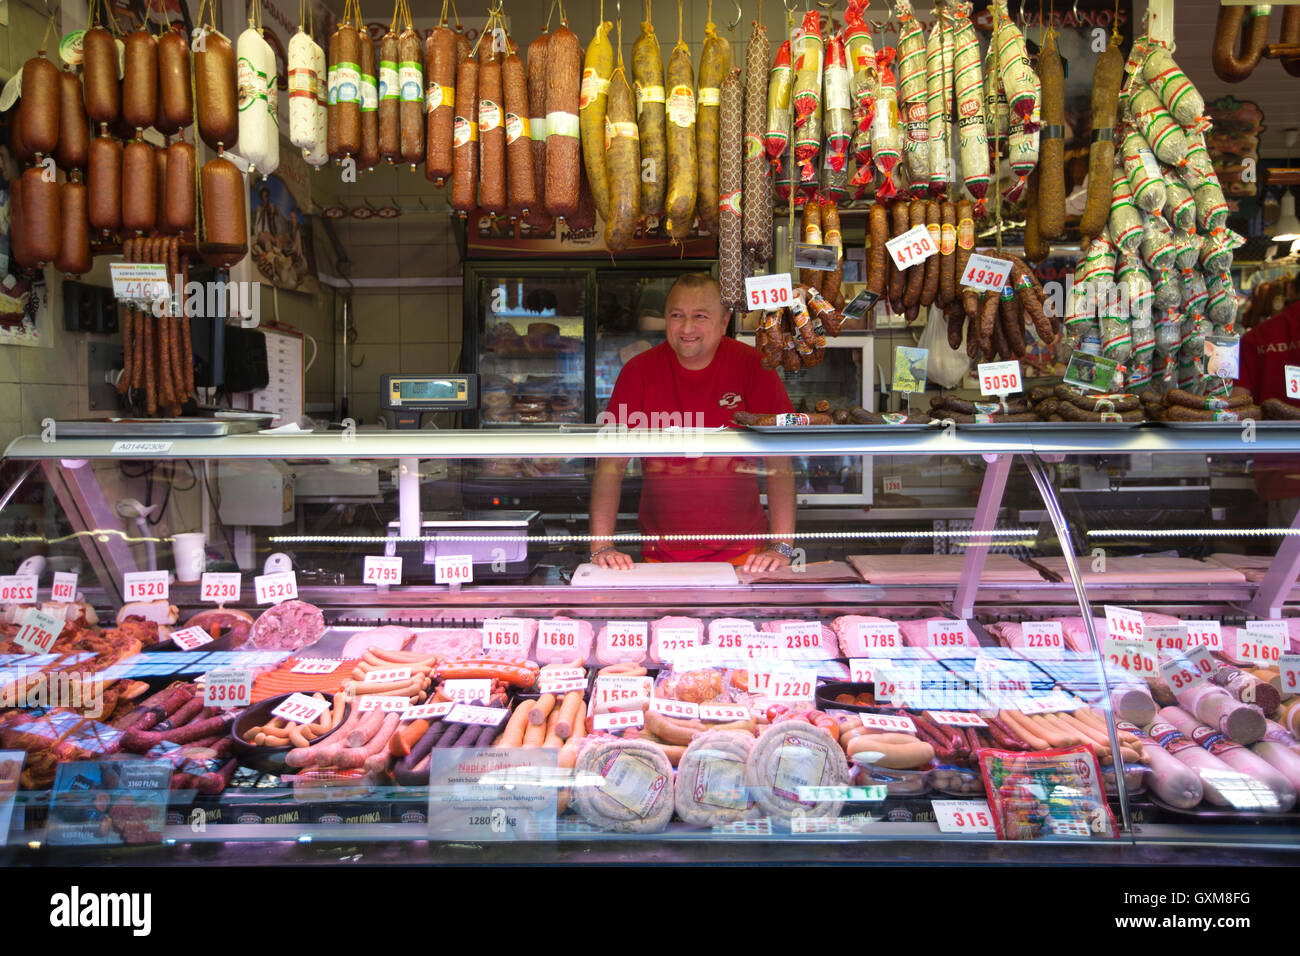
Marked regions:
[172,532,207,583]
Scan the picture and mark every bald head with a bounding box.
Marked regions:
[664,273,728,370]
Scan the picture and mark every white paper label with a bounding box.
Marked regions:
[859,712,917,733]
[272,693,330,724]
[927,619,973,648]
[779,621,823,655]
[854,622,901,651]
[593,710,645,732]
[13,608,62,653]
[710,620,756,651]
[483,618,530,655]
[1184,645,1217,680]
[602,621,648,655]
[1159,655,1205,693]
[741,632,782,662]
[593,675,653,710]
[1239,628,1284,665]
[886,224,938,270]
[1104,605,1145,641]
[357,695,410,713]
[1184,620,1223,653]
[363,555,402,585]
[1020,621,1064,657]
[254,570,298,605]
[650,697,699,719]
[203,668,253,709]
[537,620,581,655]
[50,572,78,602]
[110,262,170,304]
[291,659,338,674]
[1104,637,1158,676]
[445,704,508,726]
[748,670,815,701]
[929,710,987,727]
[200,572,241,604]
[435,554,474,585]
[110,441,173,455]
[171,626,213,651]
[848,658,875,683]
[1286,365,1300,399]
[1280,653,1300,696]
[699,703,750,722]
[745,273,794,311]
[0,574,38,605]
[123,570,169,602]
[443,679,492,704]
[960,252,1012,292]
[363,666,412,684]
[978,360,1023,396]
[882,475,903,494]
[656,626,699,660]
[402,701,454,721]
[932,799,996,833]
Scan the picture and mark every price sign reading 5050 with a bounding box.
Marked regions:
[978,360,1023,397]
[959,252,1012,293]
[744,273,793,311]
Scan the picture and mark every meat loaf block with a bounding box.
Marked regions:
[340,625,415,659]
[595,622,648,666]
[829,615,901,657]
[407,627,495,661]
[246,600,325,651]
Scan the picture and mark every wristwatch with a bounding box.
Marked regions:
[767,542,796,559]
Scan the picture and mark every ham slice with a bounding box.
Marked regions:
[757,619,837,660]
[829,615,900,657]
[340,625,416,660]
[246,600,325,651]
[405,628,484,661]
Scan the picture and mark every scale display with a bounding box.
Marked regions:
[381,375,478,410]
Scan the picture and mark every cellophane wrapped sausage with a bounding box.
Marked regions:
[237,28,276,176]
[993,0,1037,131]
[764,40,793,162]
[525,30,553,229]
[425,25,457,184]
[696,19,731,238]
[544,23,582,220]
[845,2,877,169]
[742,21,772,261]
[950,5,988,214]
[633,19,667,219]
[791,10,823,173]
[870,48,901,200]
[895,0,929,194]
[823,33,852,176]
[579,21,614,221]
[924,18,949,196]
[289,30,324,158]
[503,51,536,218]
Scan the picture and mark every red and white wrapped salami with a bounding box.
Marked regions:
[895,0,929,192]
[951,3,988,213]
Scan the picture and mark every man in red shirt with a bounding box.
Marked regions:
[589,273,797,573]
[1235,283,1300,520]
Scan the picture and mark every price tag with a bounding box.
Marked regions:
[170,626,213,651]
[1244,619,1288,641]
[699,703,750,722]
[0,574,38,605]
[1280,654,1300,695]
[254,570,298,605]
[929,711,987,727]
[927,619,973,648]
[1148,625,1186,657]
[749,670,815,701]
[710,620,755,651]
[443,679,492,704]
[291,659,339,674]
[51,571,78,602]
[539,676,587,694]
[110,262,170,304]
[1020,621,1064,656]
[603,621,648,655]
[593,710,645,732]
[272,692,331,724]
[656,626,699,659]
[1018,692,1081,714]
[402,701,454,721]
[593,675,652,710]
[977,359,1023,396]
[1286,364,1300,398]
[203,668,253,709]
[848,658,875,683]
[1104,605,1145,641]
[1159,655,1205,693]
[123,570,169,602]
[932,799,996,833]
[860,712,917,734]
[483,618,530,655]
[886,223,938,270]
[1239,628,1284,665]
[200,572,241,604]
[959,252,1012,293]
[741,632,782,662]
[538,620,581,655]
[744,272,794,311]
[363,555,403,585]
[1184,620,1223,653]
[435,554,474,585]
[13,608,63,653]
[650,697,699,719]
[1185,645,1216,679]
[357,695,411,713]
[854,622,901,652]
[1104,637,1157,676]
[444,704,508,726]
[779,621,823,654]
[364,666,412,684]
[880,475,904,496]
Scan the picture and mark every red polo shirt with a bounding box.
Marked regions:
[605,337,794,562]
[1236,303,1300,501]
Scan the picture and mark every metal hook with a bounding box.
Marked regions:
[729,0,742,28]
[1072,0,1079,21]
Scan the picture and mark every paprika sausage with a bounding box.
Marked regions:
[450,56,479,213]
[378,30,400,163]
[424,25,457,183]
[165,139,197,234]
[87,135,123,232]
[328,28,344,160]
[335,24,362,157]
[866,202,888,298]
[19,55,61,156]
[920,200,940,307]
[525,31,552,229]
[156,28,193,135]
[54,178,92,276]
[502,52,536,217]
[545,24,582,220]
[1036,30,1065,240]
[20,166,60,265]
[663,41,697,240]
[122,30,158,132]
[902,200,926,308]
[398,28,424,165]
[603,65,640,252]
[1212,5,1269,83]
[82,27,121,128]
[196,28,239,151]
[478,57,506,214]
[121,139,157,234]
[56,70,90,171]
[358,29,380,170]
[695,24,730,237]
[1079,41,1122,239]
[888,200,909,313]
[199,157,248,267]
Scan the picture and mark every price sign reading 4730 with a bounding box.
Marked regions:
[886,224,937,270]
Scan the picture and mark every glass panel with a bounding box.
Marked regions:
[593,272,673,410]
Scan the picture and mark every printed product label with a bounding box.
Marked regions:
[399,62,422,101]
[505,113,528,144]
[479,99,502,132]
[743,133,764,161]
[335,62,361,104]
[453,116,478,147]
[360,74,377,111]
[237,57,267,111]
[288,66,316,97]
[694,754,749,811]
[601,751,669,818]
[774,413,811,426]
[772,734,829,803]
[698,86,721,107]
[547,110,580,139]
[426,82,451,112]
[667,85,696,128]
[580,68,609,110]
[635,82,665,117]
[529,115,547,140]
[379,63,398,100]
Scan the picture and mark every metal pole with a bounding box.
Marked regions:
[953,452,1012,619]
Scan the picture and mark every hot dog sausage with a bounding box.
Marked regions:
[121,139,157,234]
[87,135,122,232]
[525,30,552,229]
[450,55,479,213]
[54,178,92,276]
[502,52,536,217]
[545,24,582,220]
[19,55,61,156]
[358,29,379,170]
[478,57,506,213]
[398,28,424,166]
[199,157,248,268]
[122,30,158,133]
[424,26,457,183]
[56,70,89,171]
[82,27,121,128]
[156,28,193,135]
[196,28,239,151]
[164,139,196,234]
[20,166,60,265]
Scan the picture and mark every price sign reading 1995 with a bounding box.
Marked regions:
[200,572,241,604]
[434,554,473,585]
[886,224,937,270]
[123,570,169,602]
[977,360,1023,396]
[363,555,402,586]
[927,620,972,648]
[744,272,793,311]
[959,252,1012,293]
[255,570,298,605]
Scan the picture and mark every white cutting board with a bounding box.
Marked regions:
[570,562,740,587]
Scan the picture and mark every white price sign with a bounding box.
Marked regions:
[959,252,1012,292]
[929,711,987,727]
[1239,628,1284,665]
[363,555,402,585]
[749,670,815,701]
[171,626,213,651]
[0,574,38,605]
[779,621,823,655]
[848,658,875,683]
[254,570,298,605]
[1020,621,1064,656]
[1184,645,1217,680]
[357,695,411,713]
[699,703,750,722]
[51,571,78,602]
[741,632,782,662]
[443,679,492,704]
[13,608,63,653]
[860,712,917,733]
[932,799,996,833]
[656,626,699,659]
[882,475,903,494]
[603,621,648,656]
[538,620,581,655]
[593,675,652,709]
[444,704,508,726]
[744,272,794,311]
[483,618,531,655]
[109,262,170,303]
[593,710,645,732]
[1280,654,1300,695]
[1148,625,1187,657]
[1159,655,1205,693]
[1104,605,1145,641]
[1104,637,1158,677]
[435,554,474,585]
[709,621,755,651]
[402,701,454,721]
[1184,621,1223,653]
[1286,365,1300,398]
[977,359,1023,396]
[886,224,937,270]
[203,668,253,709]
[200,572,241,604]
[1018,692,1080,714]
[539,677,587,694]
[854,622,901,652]
[272,692,331,724]
[650,697,699,719]
[927,619,973,649]
[123,570,169,602]
[364,667,412,683]
[291,659,338,674]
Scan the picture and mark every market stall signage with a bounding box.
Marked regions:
[744,272,793,311]
[204,669,253,709]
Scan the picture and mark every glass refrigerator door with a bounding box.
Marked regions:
[475,273,587,426]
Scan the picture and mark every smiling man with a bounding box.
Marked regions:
[589,273,797,573]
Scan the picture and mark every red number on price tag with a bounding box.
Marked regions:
[443,679,492,704]
[780,622,821,652]
[1280,654,1300,694]
[927,620,971,648]
[1105,606,1145,641]
[123,571,169,602]
[254,571,298,604]
[656,627,699,658]
[539,620,580,653]
[483,618,529,655]
[854,623,900,651]
[1184,621,1222,652]
[435,555,473,584]
[886,225,937,270]
[363,555,402,585]
[1286,365,1300,398]
[0,575,37,605]
[977,360,1023,397]
[204,669,253,709]
[745,273,793,311]
[1105,637,1156,676]
[1239,630,1283,665]
[13,608,62,653]
[932,799,995,833]
[51,572,78,602]
[171,626,213,651]
[200,572,241,604]
[605,622,648,651]
[960,253,1012,293]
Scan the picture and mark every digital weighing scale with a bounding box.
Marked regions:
[379,373,478,428]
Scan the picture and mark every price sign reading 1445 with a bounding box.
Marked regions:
[744,273,793,311]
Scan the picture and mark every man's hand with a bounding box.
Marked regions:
[591,549,635,570]
[743,547,793,575]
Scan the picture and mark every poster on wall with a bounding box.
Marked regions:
[249,167,319,294]
[0,107,49,349]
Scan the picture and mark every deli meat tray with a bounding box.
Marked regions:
[745,423,939,434]
[52,417,269,437]
[950,420,1145,431]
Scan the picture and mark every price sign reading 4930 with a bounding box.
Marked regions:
[959,252,1012,293]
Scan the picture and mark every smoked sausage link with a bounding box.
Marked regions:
[378,30,400,162]
[633,20,667,219]
[153,144,170,234]
[165,139,197,234]
[335,25,363,157]
[122,139,157,234]
[579,21,614,221]
[502,52,536,217]
[450,56,480,213]
[19,56,61,156]
[54,179,92,276]
[424,26,457,183]
[199,157,248,267]
[196,29,239,151]
[604,66,641,251]
[398,28,424,165]
[156,28,193,135]
[358,29,380,169]
[664,41,698,240]
[87,135,123,232]
[328,28,344,160]
[123,31,159,132]
[544,25,582,220]
[525,32,552,229]
[9,175,33,268]
[21,166,61,265]
[478,57,506,213]
[56,70,90,171]
[82,28,121,127]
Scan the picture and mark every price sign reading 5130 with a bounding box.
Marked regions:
[744,273,793,311]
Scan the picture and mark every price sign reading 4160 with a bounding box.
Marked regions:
[744,272,793,311]
[959,252,1012,293]
[886,224,937,270]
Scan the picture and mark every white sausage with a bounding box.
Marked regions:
[307,39,329,167]
[1158,706,1296,811]
[1118,721,1202,809]
[288,30,322,158]
[236,28,278,177]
